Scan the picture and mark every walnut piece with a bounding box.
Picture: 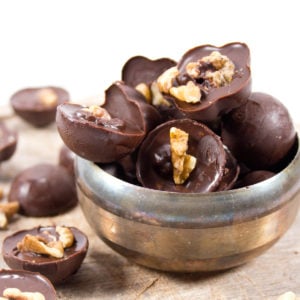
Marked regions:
[37,88,58,107]
[150,82,171,107]
[17,226,75,258]
[56,226,74,248]
[0,201,19,229]
[82,105,111,120]
[170,127,197,184]
[169,81,201,103]
[0,212,8,229]
[17,234,64,259]
[186,51,235,88]
[135,83,152,103]
[2,287,45,300]
[157,66,179,94]
[0,201,19,218]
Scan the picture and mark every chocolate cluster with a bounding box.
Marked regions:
[56,42,297,192]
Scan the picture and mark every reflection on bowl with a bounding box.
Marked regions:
[75,138,300,272]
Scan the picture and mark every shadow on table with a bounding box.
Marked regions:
[57,249,129,297]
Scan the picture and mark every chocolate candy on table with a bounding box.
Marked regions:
[0,122,18,162]
[10,86,69,127]
[8,163,77,217]
[56,81,157,163]
[0,269,57,300]
[2,225,89,285]
[136,119,226,193]
[155,42,251,124]
[221,92,297,170]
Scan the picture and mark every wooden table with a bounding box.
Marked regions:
[1,112,300,300]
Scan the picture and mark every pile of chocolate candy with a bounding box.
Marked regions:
[57,42,297,193]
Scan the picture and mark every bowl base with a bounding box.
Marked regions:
[100,236,280,272]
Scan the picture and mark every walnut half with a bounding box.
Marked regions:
[17,226,75,258]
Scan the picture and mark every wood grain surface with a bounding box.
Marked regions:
[1,113,300,300]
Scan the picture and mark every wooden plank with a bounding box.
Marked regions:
[1,115,300,300]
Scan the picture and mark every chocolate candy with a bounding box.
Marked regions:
[58,144,76,178]
[136,119,226,192]
[0,269,57,300]
[8,163,77,216]
[10,86,69,127]
[122,56,184,122]
[0,122,17,162]
[56,82,157,163]
[234,170,275,188]
[156,42,251,123]
[221,92,297,170]
[2,225,89,285]
[122,55,176,88]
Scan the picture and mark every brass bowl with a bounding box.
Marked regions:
[75,138,300,272]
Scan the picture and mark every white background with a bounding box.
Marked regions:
[0,0,299,122]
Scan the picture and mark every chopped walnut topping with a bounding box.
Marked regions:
[56,226,74,248]
[169,81,201,103]
[150,82,171,107]
[185,61,201,78]
[17,234,64,258]
[135,83,152,103]
[17,226,75,258]
[170,127,197,184]
[186,51,235,88]
[157,66,179,94]
[2,287,45,300]
[82,105,111,120]
[37,88,58,107]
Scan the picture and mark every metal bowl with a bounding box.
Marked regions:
[75,138,300,272]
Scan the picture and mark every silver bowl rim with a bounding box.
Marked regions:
[75,136,300,227]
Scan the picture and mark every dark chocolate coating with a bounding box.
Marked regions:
[0,269,57,300]
[112,81,162,133]
[2,226,89,285]
[221,92,296,170]
[59,144,76,178]
[0,122,18,162]
[216,146,240,191]
[234,170,275,188]
[172,42,251,123]
[56,82,147,163]
[122,55,176,87]
[10,86,69,127]
[136,119,226,193]
[8,163,77,216]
